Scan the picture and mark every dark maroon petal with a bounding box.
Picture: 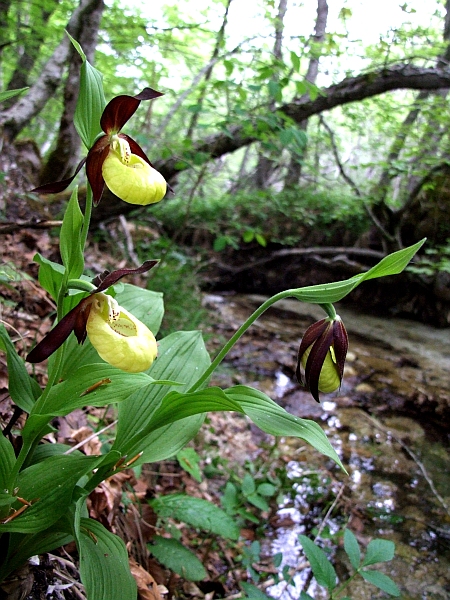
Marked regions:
[134,87,164,102]
[297,318,328,362]
[74,301,92,344]
[94,260,159,293]
[86,140,110,205]
[332,319,348,381]
[101,95,141,134]
[304,325,335,403]
[26,299,89,363]
[30,158,87,195]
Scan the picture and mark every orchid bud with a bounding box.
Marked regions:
[296,315,348,402]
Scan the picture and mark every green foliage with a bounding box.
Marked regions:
[137,236,206,335]
[298,529,400,598]
[153,187,369,249]
[150,536,207,581]
[407,240,450,275]
[0,35,425,599]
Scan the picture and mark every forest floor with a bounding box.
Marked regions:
[0,226,284,600]
[2,217,450,600]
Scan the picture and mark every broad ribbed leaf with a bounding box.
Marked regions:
[78,518,136,600]
[0,434,16,504]
[144,387,243,432]
[150,536,207,581]
[362,539,395,566]
[0,454,98,533]
[126,416,205,465]
[344,528,361,570]
[114,330,210,456]
[289,239,425,304]
[150,494,239,540]
[70,33,106,149]
[360,569,400,596]
[299,535,337,591]
[114,283,164,334]
[0,324,41,412]
[60,187,84,279]
[0,527,72,580]
[225,385,343,468]
[33,364,154,416]
[0,87,28,102]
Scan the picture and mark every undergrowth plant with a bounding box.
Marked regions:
[0,39,424,599]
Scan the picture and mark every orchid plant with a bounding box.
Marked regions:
[0,38,425,600]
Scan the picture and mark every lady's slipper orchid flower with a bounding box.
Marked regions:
[32,88,168,206]
[296,316,348,403]
[27,261,158,373]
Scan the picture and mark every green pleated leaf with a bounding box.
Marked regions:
[33,364,154,416]
[20,414,56,458]
[0,324,41,412]
[289,239,425,304]
[78,518,136,600]
[114,330,210,457]
[34,253,65,301]
[360,569,400,596]
[299,535,337,591]
[57,335,100,380]
[68,34,106,149]
[114,284,164,335]
[225,385,343,468]
[150,536,207,581]
[344,528,361,570]
[60,187,84,279]
[0,87,28,103]
[150,494,240,540]
[0,454,98,533]
[362,538,396,566]
[127,415,206,465]
[145,387,243,432]
[177,447,202,482]
[0,435,16,517]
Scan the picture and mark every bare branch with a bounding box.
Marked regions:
[156,64,450,184]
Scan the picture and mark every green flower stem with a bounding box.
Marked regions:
[188,290,332,393]
[67,279,96,293]
[80,184,93,252]
[320,303,337,320]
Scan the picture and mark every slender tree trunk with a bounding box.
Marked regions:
[40,0,104,183]
[0,0,104,142]
[284,0,328,188]
[253,0,288,189]
[5,0,60,100]
[368,0,450,249]
[184,0,232,141]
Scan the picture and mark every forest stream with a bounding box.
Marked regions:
[204,293,450,599]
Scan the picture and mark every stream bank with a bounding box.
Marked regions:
[203,293,450,599]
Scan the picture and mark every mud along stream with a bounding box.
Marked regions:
[203,293,450,599]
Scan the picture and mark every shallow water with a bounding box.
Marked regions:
[204,293,450,599]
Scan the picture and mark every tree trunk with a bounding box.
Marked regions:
[0,0,104,142]
[39,0,104,183]
[367,0,450,250]
[253,0,288,190]
[185,0,232,141]
[284,0,328,188]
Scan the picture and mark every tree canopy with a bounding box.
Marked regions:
[2,0,450,253]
